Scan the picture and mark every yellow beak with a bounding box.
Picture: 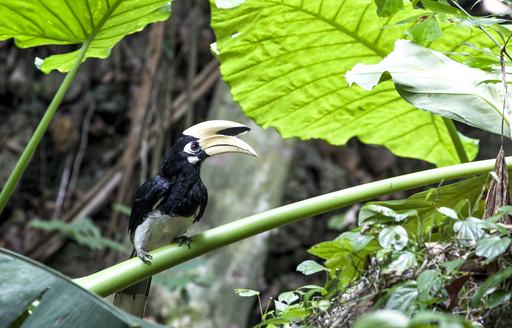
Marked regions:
[183,120,258,157]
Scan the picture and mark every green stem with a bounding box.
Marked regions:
[0,41,91,214]
[443,117,469,163]
[75,156,510,297]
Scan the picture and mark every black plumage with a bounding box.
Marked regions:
[113,120,256,317]
[128,136,208,241]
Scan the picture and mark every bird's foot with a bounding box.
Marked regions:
[137,250,153,265]
[175,235,192,249]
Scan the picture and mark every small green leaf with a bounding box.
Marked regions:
[278,291,299,305]
[308,241,345,259]
[296,260,326,275]
[407,16,442,44]
[375,0,405,17]
[472,267,512,306]
[453,217,485,242]
[437,207,459,220]
[384,251,417,274]
[475,236,511,261]
[385,281,419,315]
[355,310,409,328]
[0,0,172,73]
[234,288,260,297]
[336,232,375,252]
[378,226,408,250]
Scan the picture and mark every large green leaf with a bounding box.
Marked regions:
[346,40,510,138]
[0,0,171,73]
[210,0,482,166]
[0,248,162,327]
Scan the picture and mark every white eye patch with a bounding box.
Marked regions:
[184,141,201,155]
[187,156,200,164]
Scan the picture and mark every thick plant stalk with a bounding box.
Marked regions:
[0,41,91,214]
[75,156,511,297]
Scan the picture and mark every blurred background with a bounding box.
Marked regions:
[0,0,508,326]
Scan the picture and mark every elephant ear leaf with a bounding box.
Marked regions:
[0,0,171,73]
[0,248,163,327]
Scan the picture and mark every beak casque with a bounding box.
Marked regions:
[183,120,258,157]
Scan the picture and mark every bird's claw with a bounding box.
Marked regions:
[138,251,153,265]
[175,235,192,249]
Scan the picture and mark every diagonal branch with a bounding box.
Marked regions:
[75,156,512,297]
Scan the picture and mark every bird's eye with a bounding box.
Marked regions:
[185,141,201,154]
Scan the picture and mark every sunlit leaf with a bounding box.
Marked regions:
[0,0,171,73]
[210,0,483,167]
[346,40,509,138]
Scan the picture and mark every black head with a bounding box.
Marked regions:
[160,120,257,177]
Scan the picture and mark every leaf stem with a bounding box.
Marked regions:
[75,156,512,297]
[0,40,91,214]
[442,117,469,163]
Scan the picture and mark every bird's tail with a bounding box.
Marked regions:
[113,250,152,317]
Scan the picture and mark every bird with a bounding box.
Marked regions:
[113,120,257,316]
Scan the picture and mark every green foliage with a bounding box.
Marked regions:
[241,173,512,327]
[0,248,163,328]
[210,0,486,167]
[0,0,171,73]
[30,218,129,254]
[346,40,510,138]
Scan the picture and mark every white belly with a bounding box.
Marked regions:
[133,211,195,251]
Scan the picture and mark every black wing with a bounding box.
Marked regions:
[128,175,171,237]
[194,186,208,222]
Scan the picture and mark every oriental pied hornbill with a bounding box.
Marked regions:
[113,120,257,316]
